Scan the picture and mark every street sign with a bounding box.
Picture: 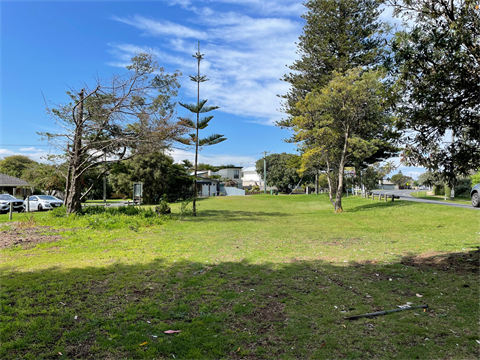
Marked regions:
[133,183,143,204]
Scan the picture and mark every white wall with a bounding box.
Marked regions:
[224,187,245,196]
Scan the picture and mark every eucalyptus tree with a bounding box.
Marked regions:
[41,53,184,213]
[178,42,226,216]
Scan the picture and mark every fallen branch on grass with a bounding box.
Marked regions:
[345,305,428,320]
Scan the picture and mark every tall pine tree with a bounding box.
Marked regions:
[278,0,387,129]
[178,42,226,216]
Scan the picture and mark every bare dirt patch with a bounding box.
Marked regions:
[0,224,62,249]
[400,250,479,273]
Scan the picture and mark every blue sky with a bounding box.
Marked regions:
[0,0,425,178]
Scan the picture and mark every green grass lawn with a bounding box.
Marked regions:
[1,195,479,359]
[411,191,472,205]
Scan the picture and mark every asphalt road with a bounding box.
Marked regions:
[372,189,479,210]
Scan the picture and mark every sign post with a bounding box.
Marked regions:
[133,183,143,207]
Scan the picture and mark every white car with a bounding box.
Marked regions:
[26,195,64,211]
[0,194,25,214]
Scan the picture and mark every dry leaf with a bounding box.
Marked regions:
[416,294,423,297]
[164,330,182,334]
[341,324,346,328]
[139,341,148,346]
[237,347,240,352]
[320,343,326,348]
[58,352,63,356]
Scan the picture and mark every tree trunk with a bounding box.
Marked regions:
[66,173,82,214]
[65,89,84,214]
[333,130,349,213]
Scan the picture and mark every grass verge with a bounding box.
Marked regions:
[411,192,471,205]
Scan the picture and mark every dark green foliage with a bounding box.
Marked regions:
[80,206,156,218]
[278,0,388,129]
[391,172,407,187]
[109,152,191,204]
[0,155,37,179]
[255,153,302,193]
[388,0,480,184]
[455,178,472,197]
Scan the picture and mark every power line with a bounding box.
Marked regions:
[1,144,52,147]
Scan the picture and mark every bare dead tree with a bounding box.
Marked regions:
[41,53,186,213]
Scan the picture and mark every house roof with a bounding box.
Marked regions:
[242,166,257,172]
[0,173,30,187]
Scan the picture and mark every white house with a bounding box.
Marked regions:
[241,166,263,187]
[207,166,242,182]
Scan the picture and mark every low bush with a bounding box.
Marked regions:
[46,205,164,230]
[155,198,171,215]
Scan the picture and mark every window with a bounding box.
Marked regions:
[234,170,240,179]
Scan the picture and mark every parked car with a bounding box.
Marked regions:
[26,195,64,211]
[471,183,480,208]
[0,194,25,214]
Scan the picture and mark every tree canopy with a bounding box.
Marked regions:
[388,0,480,184]
[0,155,38,179]
[109,152,191,203]
[293,68,396,212]
[278,0,387,130]
[255,153,302,193]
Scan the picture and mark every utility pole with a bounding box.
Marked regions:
[451,130,455,199]
[263,151,267,193]
[103,153,107,206]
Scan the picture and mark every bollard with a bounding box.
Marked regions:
[9,202,13,220]
[27,197,30,212]
[385,194,388,202]
[379,194,382,201]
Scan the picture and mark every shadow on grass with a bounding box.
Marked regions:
[1,250,479,360]
[345,199,416,212]
[193,210,290,222]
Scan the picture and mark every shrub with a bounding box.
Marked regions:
[46,205,163,230]
[225,180,237,187]
[179,199,192,219]
[155,198,171,215]
[455,178,472,197]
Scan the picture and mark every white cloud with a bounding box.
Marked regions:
[0,149,15,156]
[168,148,259,166]
[109,6,302,125]
[112,15,208,39]
[0,147,58,163]
[205,0,305,16]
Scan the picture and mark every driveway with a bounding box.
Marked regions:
[372,189,479,210]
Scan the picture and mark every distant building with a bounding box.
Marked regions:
[241,166,263,187]
[0,173,32,197]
